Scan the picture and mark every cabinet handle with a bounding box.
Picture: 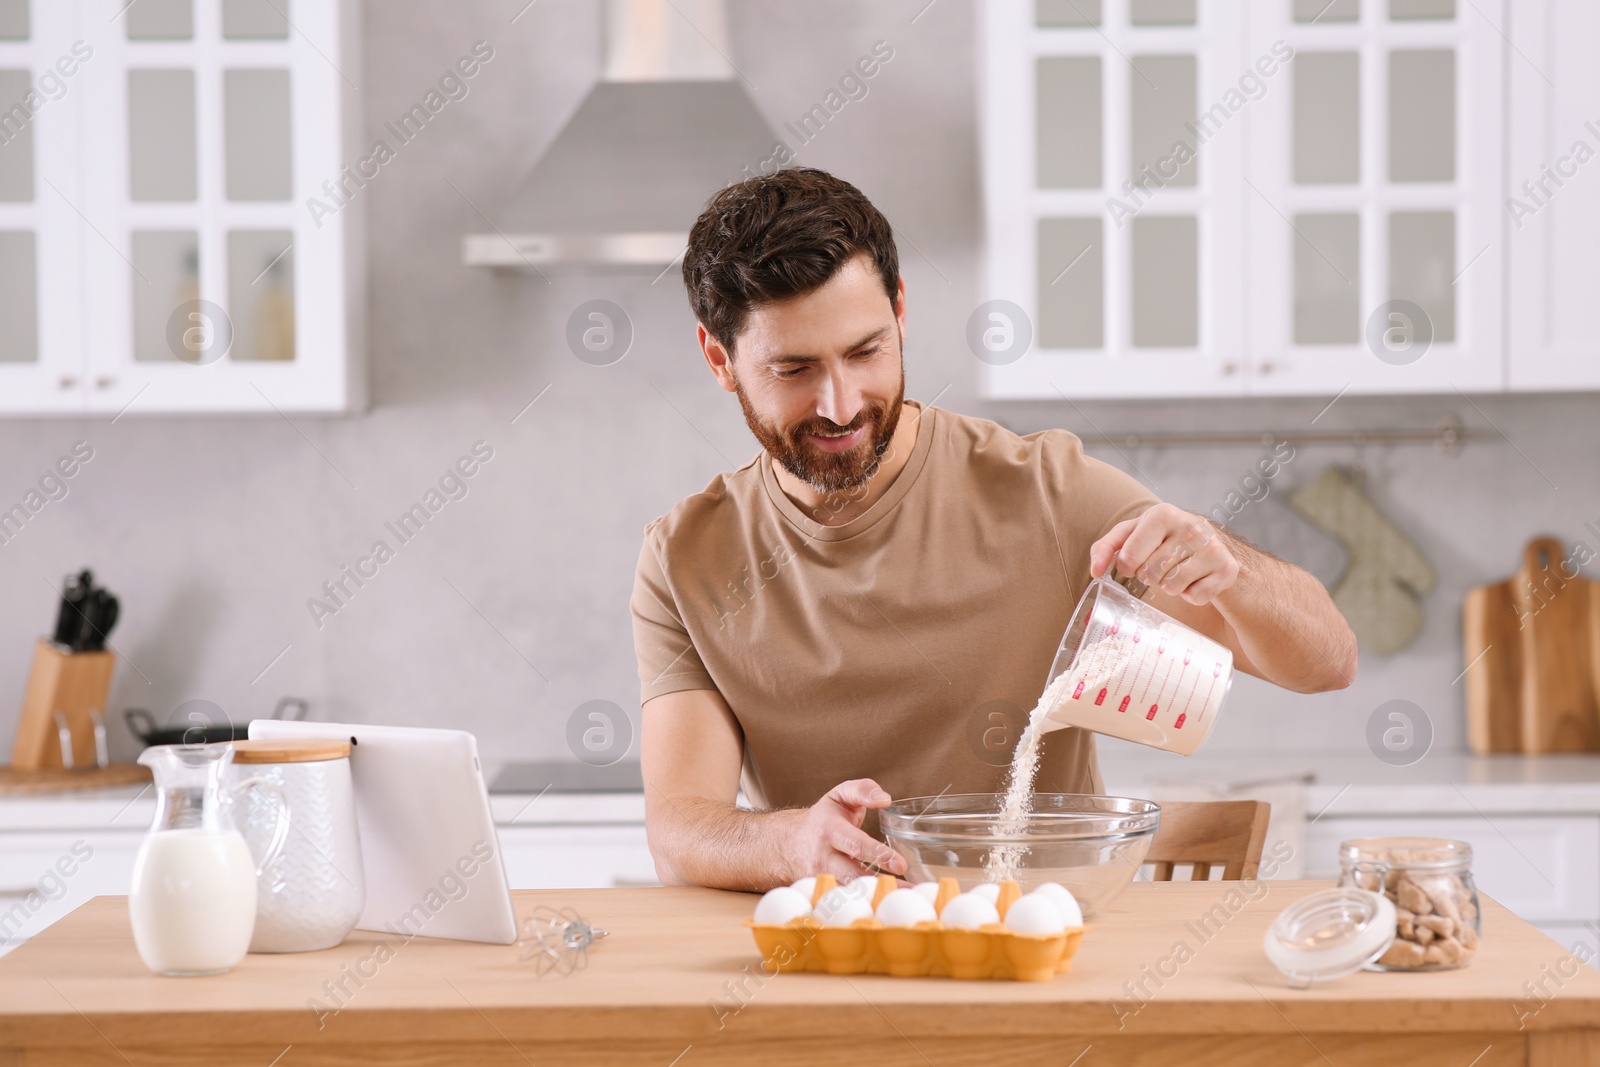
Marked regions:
[1221,362,1238,376]
[58,375,77,390]
[95,376,116,390]
[1259,361,1277,375]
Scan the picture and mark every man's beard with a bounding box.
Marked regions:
[735,363,905,495]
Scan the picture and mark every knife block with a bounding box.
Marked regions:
[10,638,115,771]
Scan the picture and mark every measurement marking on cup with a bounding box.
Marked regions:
[1150,653,1179,708]
[1123,642,1152,698]
[1118,694,1131,713]
[1176,660,1199,720]
[1146,703,1160,721]
[1195,663,1222,725]
[1095,688,1108,706]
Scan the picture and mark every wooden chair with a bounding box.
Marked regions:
[1143,799,1272,881]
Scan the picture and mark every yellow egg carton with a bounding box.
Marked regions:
[744,873,1086,982]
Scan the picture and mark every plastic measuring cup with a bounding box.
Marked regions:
[1035,573,1234,755]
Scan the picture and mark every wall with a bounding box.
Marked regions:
[1,0,1595,773]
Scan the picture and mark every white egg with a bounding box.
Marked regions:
[1029,882,1084,928]
[838,875,880,904]
[1003,893,1066,935]
[874,888,938,927]
[789,876,817,903]
[969,882,1002,903]
[753,886,813,926]
[814,887,875,927]
[910,881,940,903]
[939,892,1001,929]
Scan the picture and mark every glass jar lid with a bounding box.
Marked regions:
[1339,836,1472,871]
[1263,888,1396,988]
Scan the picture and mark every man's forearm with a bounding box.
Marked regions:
[1210,529,1358,693]
[647,791,796,892]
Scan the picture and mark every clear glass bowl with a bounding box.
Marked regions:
[879,793,1161,919]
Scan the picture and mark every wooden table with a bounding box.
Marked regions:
[1,881,1596,1066]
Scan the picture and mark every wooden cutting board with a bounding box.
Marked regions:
[1464,536,1600,753]
[1519,536,1600,751]
[1463,562,1524,753]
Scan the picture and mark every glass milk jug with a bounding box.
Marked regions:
[129,743,289,976]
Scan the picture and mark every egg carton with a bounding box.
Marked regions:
[745,874,1086,982]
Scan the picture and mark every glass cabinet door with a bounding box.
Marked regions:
[979,0,1506,399]
[981,0,1247,400]
[0,0,89,413]
[78,0,309,413]
[1243,0,1503,395]
[64,0,358,415]
[0,0,357,416]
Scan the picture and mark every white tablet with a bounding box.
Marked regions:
[246,719,517,945]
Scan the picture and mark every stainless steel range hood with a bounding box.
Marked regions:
[462,0,780,269]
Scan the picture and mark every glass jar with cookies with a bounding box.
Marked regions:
[1338,837,1480,971]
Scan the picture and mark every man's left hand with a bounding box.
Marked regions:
[1089,504,1241,607]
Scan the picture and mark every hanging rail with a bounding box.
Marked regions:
[1075,414,1475,454]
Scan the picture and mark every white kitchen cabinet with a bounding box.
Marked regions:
[0,796,658,958]
[0,0,365,416]
[978,0,1530,399]
[496,824,660,889]
[1531,922,1600,972]
[1505,0,1600,392]
[0,830,141,957]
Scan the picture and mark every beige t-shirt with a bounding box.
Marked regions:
[630,400,1161,840]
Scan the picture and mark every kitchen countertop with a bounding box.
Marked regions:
[0,781,648,831]
[0,882,1594,1064]
[1097,750,1600,815]
[5,752,1599,830]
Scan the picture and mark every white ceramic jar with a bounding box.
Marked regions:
[227,738,366,953]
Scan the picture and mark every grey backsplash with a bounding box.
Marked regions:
[1,1,1595,769]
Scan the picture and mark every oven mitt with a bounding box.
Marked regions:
[1288,465,1435,655]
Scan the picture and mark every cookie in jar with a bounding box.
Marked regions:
[1339,838,1480,971]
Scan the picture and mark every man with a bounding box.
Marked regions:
[631,167,1357,892]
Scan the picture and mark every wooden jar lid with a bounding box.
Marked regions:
[229,738,351,764]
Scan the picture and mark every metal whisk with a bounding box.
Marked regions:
[516,905,608,976]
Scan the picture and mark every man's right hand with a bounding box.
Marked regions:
[643,690,914,891]
[784,778,910,883]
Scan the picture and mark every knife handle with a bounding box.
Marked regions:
[52,577,85,646]
[77,589,111,652]
[96,594,119,648]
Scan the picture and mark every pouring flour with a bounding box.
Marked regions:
[985,574,1235,881]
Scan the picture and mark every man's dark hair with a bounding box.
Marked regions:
[682,167,900,356]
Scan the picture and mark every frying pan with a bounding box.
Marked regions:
[125,696,310,748]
